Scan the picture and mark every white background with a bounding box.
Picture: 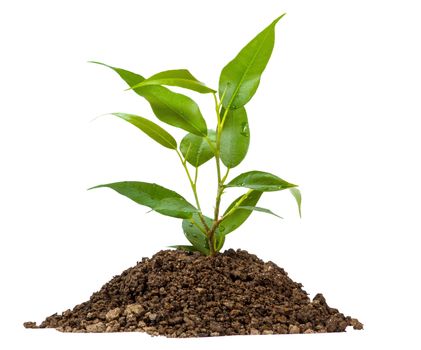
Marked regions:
[1,0,420,349]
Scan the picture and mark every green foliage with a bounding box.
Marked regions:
[219,191,263,235]
[129,69,216,94]
[136,86,208,136]
[220,107,250,168]
[90,14,301,256]
[89,181,197,219]
[180,130,216,167]
[226,170,297,191]
[90,62,207,136]
[219,14,285,109]
[289,187,302,218]
[111,113,177,149]
[182,214,211,255]
[236,206,283,219]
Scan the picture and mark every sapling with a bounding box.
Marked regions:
[89,14,301,256]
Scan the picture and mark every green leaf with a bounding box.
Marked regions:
[182,213,225,255]
[226,171,297,192]
[90,61,207,136]
[169,245,201,253]
[89,181,197,219]
[139,86,208,136]
[182,213,210,255]
[130,69,216,94]
[289,187,302,218]
[220,107,250,168]
[219,14,285,109]
[237,206,283,219]
[180,130,216,167]
[219,190,263,235]
[111,113,177,149]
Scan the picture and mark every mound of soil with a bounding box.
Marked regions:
[25,249,362,337]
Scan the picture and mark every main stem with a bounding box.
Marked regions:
[208,93,230,256]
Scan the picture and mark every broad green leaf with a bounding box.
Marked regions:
[138,86,208,136]
[130,69,216,94]
[90,61,207,136]
[182,213,210,255]
[289,187,302,218]
[220,107,250,168]
[169,245,201,253]
[226,171,297,192]
[219,190,262,235]
[112,113,177,149]
[237,206,283,219]
[89,181,197,219]
[180,129,216,167]
[219,14,285,109]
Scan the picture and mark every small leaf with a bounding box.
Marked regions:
[237,206,283,219]
[130,69,216,94]
[289,187,302,218]
[220,107,250,168]
[182,213,210,255]
[111,113,177,149]
[182,214,225,255]
[219,14,286,109]
[89,181,197,219]
[226,171,297,192]
[90,61,207,136]
[180,130,216,167]
[219,190,262,235]
[169,245,201,253]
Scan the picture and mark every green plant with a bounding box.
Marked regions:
[89,14,301,256]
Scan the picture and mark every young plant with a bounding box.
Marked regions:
[89,14,301,256]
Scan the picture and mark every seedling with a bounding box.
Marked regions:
[89,14,301,256]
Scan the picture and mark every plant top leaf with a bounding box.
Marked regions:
[129,69,216,94]
[219,14,285,109]
[226,170,297,192]
[111,113,177,149]
[89,181,197,219]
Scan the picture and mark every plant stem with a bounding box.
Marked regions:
[176,149,209,231]
[208,93,231,256]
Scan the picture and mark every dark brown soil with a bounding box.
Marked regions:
[25,249,362,337]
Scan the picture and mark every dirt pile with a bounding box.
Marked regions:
[25,249,362,337]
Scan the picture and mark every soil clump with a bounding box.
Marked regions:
[26,249,363,337]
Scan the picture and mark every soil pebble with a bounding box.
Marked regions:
[25,249,363,337]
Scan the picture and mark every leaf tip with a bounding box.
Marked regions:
[87,184,105,191]
[87,60,105,66]
[274,13,287,25]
